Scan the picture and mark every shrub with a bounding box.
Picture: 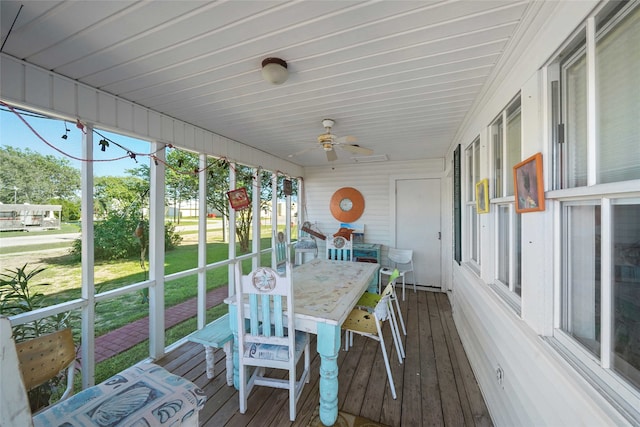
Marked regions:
[70,213,182,261]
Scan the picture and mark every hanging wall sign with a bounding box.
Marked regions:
[283,179,292,196]
[227,187,250,210]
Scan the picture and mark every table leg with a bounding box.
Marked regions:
[316,322,340,426]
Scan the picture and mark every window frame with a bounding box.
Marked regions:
[465,138,481,270]
[546,1,640,418]
[489,96,523,303]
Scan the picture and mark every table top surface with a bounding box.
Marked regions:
[226,258,377,333]
[291,258,377,327]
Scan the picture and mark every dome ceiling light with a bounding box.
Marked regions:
[261,57,288,85]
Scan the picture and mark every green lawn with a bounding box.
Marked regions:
[1,223,296,380]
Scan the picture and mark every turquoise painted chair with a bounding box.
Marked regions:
[273,230,288,275]
[234,262,310,421]
[326,235,353,261]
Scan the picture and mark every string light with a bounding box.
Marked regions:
[61,121,70,140]
[1,100,302,182]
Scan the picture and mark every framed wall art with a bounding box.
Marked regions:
[475,178,489,214]
[513,152,545,213]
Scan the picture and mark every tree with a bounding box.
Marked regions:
[165,149,199,224]
[206,161,296,252]
[131,150,297,253]
[94,175,148,218]
[0,146,80,203]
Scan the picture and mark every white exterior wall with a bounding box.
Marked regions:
[446,1,632,425]
[302,158,446,263]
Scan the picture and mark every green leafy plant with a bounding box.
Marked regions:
[0,264,75,410]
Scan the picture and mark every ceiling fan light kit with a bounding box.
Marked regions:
[288,118,374,162]
[261,57,288,84]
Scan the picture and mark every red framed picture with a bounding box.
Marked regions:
[227,187,250,210]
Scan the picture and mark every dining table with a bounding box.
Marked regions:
[226,258,378,426]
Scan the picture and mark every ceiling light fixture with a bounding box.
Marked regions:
[261,57,288,85]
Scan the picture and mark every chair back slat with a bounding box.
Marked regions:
[16,328,75,391]
[273,231,289,274]
[236,263,293,344]
[326,235,353,261]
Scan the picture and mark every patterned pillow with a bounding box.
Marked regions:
[244,331,308,361]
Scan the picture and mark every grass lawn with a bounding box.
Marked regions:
[1,222,294,379]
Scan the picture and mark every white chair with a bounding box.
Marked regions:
[355,269,406,357]
[342,295,399,399]
[234,262,310,421]
[326,235,353,261]
[379,247,415,300]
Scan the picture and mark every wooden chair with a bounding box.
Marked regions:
[379,247,415,300]
[16,327,77,408]
[273,230,289,275]
[342,295,398,399]
[234,262,310,421]
[326,235,353,261]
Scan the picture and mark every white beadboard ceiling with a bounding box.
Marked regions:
[0,0,535,167]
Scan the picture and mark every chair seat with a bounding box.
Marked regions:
[244,331,309,362]
[342,309,379,335]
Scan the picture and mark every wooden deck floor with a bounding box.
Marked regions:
[155,290,493,427]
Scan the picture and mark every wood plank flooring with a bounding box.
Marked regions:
[155,290,493,427]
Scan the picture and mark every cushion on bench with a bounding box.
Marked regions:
[33,363,206,427]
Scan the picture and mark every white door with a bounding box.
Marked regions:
[395,178,441,288]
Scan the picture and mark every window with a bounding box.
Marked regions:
[561,197,640,391]
[559,3,640,188]
[465,138,481,266]
[491,97,522,297]
[553,1,640,402]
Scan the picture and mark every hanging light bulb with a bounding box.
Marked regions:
[61,121,70,139]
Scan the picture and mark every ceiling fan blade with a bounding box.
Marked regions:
[335,135,357,144]
[287,146,316,158]
[326,149,338,162]
[338,144,374,155]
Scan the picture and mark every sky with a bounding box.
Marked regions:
[0,105,150,177]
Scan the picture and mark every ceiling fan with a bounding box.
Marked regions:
[288,119,373,162]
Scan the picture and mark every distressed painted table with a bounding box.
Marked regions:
[226,258,378,426]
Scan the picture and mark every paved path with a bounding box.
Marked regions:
[95,287,229,363]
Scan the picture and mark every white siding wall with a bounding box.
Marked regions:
[447,1,631,425]
[302,159,445,262]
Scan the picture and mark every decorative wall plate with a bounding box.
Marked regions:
[330,187,364,222]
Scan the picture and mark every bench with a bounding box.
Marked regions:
[187,313,234,386]
[1,317,206,427]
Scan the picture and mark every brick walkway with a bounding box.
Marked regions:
[94,287,229,362]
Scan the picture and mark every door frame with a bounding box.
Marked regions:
[389,172,448,291]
